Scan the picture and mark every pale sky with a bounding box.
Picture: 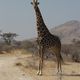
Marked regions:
[0,0,80,40]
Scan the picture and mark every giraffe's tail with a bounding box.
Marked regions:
[60,54,64,63]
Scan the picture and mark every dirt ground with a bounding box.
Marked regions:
[15,51,80,80]
[0,50,80,80]
[0,51,33,80]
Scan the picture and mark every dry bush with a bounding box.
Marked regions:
[20,40,34,49]
[72,52,80,62]
[61,44,80,62]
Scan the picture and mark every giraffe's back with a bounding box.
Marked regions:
[39,33,61,49]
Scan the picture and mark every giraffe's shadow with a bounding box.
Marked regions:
[57,73,80,80]
[44,73,80,76]
[44,73,80,80]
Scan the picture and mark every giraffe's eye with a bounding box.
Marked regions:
[31,2,33,5]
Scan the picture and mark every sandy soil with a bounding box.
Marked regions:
[0,50,80,80]
[16,54,80,80]
[0,53,33,80]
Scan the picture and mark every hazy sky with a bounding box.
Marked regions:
[0,0,80,40]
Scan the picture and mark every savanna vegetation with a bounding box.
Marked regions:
[0,31,80,63]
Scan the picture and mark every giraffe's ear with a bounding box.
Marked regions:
[31,2,33,5]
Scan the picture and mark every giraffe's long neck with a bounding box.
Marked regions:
[34,6,50,37]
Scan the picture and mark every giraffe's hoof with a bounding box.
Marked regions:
[57,71,62,76]
[37,71,42,76]
[39,73,42,76]
[37,71,39,75]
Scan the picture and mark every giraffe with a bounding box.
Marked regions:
[31,0,63,75]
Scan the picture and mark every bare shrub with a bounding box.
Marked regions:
[72,53,80,62]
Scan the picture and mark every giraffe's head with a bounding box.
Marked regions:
[31,0,39,8]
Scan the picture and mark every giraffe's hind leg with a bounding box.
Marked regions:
[51,47,62,74]
[57,55,62,75]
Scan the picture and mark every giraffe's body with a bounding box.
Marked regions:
[31,0,63,75]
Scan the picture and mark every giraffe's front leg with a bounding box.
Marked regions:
[37,57,43,76]
[37,46,44,76]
